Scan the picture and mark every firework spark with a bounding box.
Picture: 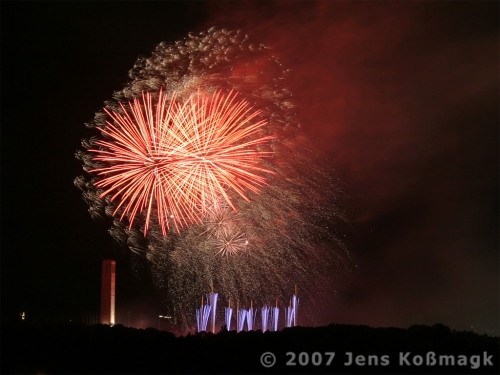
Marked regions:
[89,89,274,235]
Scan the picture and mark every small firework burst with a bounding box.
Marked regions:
[199,199,251,256]
[211,228,248,256]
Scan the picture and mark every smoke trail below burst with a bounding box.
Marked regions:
[75,26,351,331]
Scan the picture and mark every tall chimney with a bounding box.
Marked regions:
[100,260,116,325]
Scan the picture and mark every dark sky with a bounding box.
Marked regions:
[2,1,498,334]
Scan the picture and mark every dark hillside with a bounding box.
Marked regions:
[2,321,498,374]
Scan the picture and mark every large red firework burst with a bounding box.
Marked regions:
[89,89,274,235]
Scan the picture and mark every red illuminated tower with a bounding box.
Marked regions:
[100,260,116,325]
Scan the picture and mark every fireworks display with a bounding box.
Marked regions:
[75,27,350,330]
[89,89,274,236]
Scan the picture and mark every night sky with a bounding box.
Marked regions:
[2,1,498,334]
